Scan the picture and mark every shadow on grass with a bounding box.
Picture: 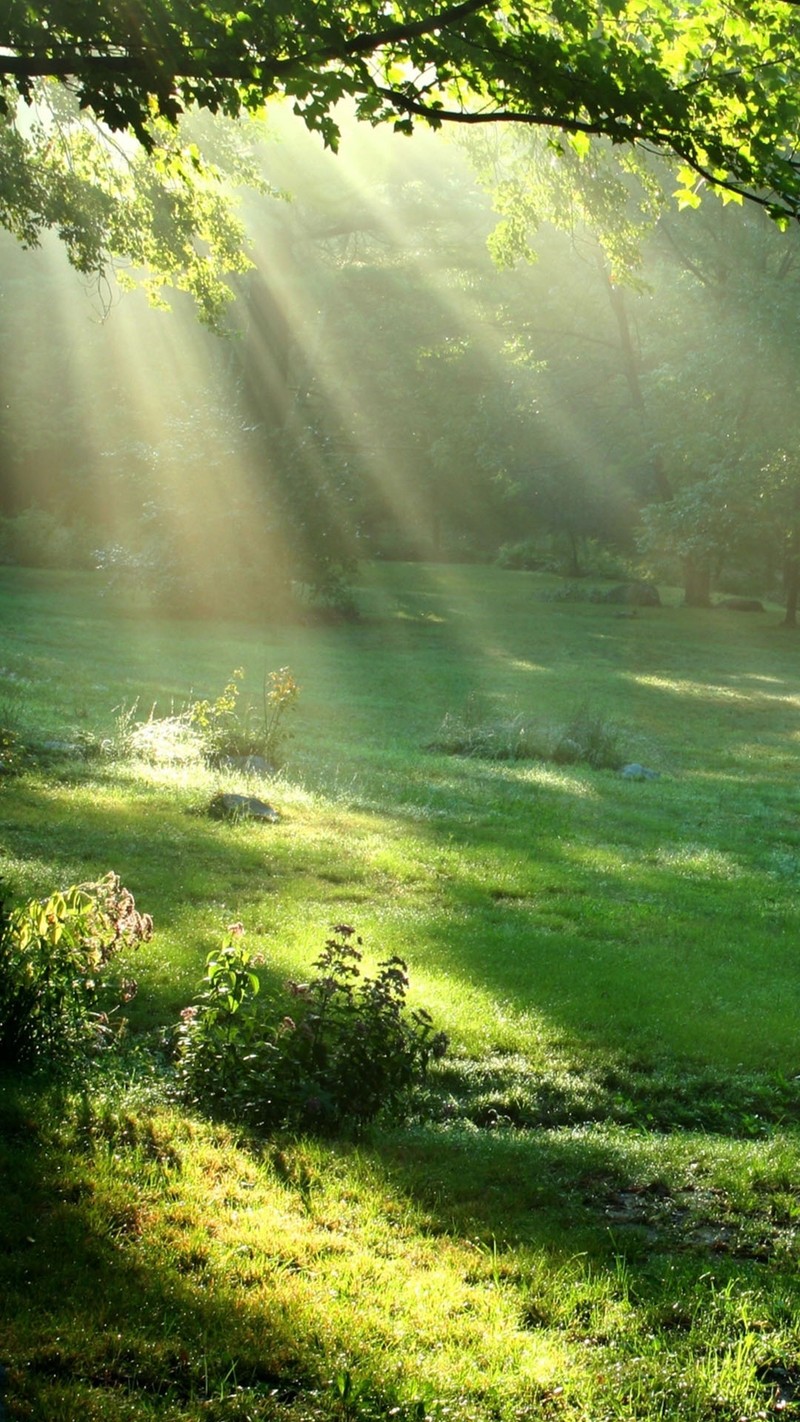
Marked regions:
[0,1073,325,1421]
[381,753,800,1074]
[3,1064,797,1421]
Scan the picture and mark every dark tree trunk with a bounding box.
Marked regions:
[565,529,582,578]
[682,557,712,607]
[782,483,800,627]
[603,276,673,503]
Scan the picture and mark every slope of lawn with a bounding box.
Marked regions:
[2,562,800,1422]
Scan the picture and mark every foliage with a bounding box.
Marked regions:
[498,535,640,580]
[8,562,800,1420]
[6,1,800,230]
[0,872,152,1065]
[188,665,299,766]
[496,538,548,572]
[110,667,299,768]
[97,521,296,621]
[428,707,537,761]
[0,85,256,323]
[3,0,800,314]
[175,924,447,1133]
[111,699,206,765]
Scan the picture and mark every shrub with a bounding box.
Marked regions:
[496,539,547,572]
[429,696,633,770]
[175,925,447,1134]
[111,667,299,769]
[0,873,153,1065]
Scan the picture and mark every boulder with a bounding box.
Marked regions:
[208,792,280,822]
[620,763,661,781]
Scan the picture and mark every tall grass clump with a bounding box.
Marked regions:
[427,707,537,761]
[112,666,300,769]
[429,695,631,769]
[548,703,628,769]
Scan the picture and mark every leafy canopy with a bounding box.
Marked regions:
[5,0,800,223]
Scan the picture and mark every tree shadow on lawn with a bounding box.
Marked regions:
[0,1075,322,1420]
[0,775,307,1023]
[5,755,800,1101]
[395,755,800,1077]
[371,1117,792,1270]
[2,1069,795,1420]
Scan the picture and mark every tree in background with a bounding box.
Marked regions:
[462,125,800,609]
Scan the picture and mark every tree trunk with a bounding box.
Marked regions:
[603,274,673,503]
[682,557,712,607]
[564,529,582,578]
[782,483,800,627]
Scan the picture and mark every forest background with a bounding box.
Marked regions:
[3,99,799,621]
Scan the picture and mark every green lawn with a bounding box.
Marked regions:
[2,562,800,1421]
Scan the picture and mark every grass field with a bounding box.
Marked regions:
[3,561,800,1421]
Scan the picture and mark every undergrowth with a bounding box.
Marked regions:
[113,666,299,768]
[3,562,800,1422]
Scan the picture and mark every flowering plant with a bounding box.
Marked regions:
[175,924,447,1134]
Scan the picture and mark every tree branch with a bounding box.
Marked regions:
[0,0,493,85]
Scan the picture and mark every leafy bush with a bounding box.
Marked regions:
[496,539,547,571]
[0,872,153,1065]
[111,667,299,769]
[175,925,447,1134]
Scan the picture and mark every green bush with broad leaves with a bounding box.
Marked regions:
[0,872,153,1065]
[175,925,447,1134]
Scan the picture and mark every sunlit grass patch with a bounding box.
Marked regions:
[653,843,745,878]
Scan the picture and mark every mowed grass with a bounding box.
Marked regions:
[3,562,800,1421]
